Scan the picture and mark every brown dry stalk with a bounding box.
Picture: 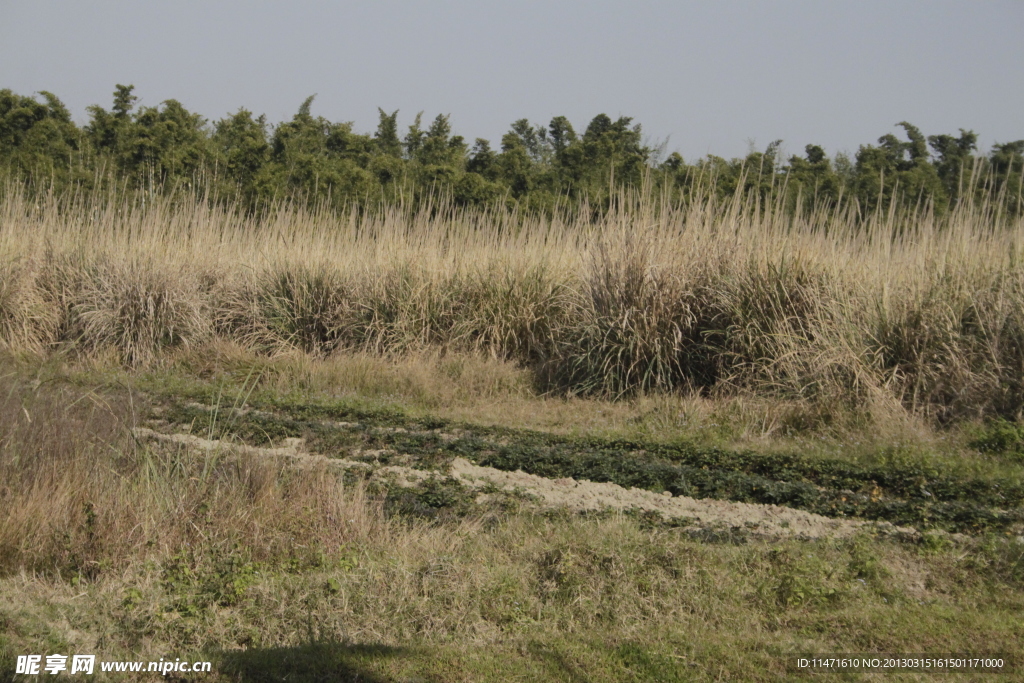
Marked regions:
[1,186,1023,420]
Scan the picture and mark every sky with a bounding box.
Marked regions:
[2,0,1022,163]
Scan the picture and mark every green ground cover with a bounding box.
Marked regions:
[153,387,1024,534]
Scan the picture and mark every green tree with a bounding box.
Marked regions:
[927,129,978,206]
[85,84,136,158]
[403,112,425,159]
[574,114,650,195]
[509,119,551,164]
[417,114,465,167]
[403,114,467,192]
[374,108,402,157]
[467,138,496,178]
[86,85,214,191]
[0,89,84,187]
[129,99,212,188]
[368,109,406,189]
[453,170,504,207]
[786,144,843,211]
[853,122,947,215]
[496,131,534,198]
[213,109,271,204]
[268,95,379,206]
[548,116,576,158]
[987,140,1024,214]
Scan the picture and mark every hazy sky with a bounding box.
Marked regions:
[2,0,1021,162]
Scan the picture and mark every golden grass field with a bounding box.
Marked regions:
[1,185,1022,421]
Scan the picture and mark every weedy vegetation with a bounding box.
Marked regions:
[1,185,1024,681]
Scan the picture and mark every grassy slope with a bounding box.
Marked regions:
[2,352,1023,682]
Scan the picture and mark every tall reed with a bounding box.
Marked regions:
[2,184,1022,421]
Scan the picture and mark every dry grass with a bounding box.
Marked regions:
[4,182,1024,679]
[2,185,1024,426]
[154,340,940,467]
[2,365,1023,682]
[0,369,382,579]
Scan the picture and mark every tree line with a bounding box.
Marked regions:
[2,84,1022,216]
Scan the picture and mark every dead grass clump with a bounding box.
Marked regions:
[453,263,568,364]
[868,265,1024,422]
[0,372,133,576]
[220,266,355,356]
[0,256,58,351]
[73,260,211,366]
[550,237,719,396]
[273,349,535,407]
[0,369,382,578]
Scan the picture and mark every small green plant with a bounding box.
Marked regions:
[760,548,845,609]
[160,551,201,616]
[160,545,259,614]
[536,547,587,601]
[846,534,889,584]
[205,549,259,606]
[121,587,145,610]
[919,530,954,554]
[384,476,475,520]
[969,419,1024,459]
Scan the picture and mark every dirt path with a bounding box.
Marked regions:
[133,428,915,540]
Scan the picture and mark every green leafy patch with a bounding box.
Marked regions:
[151,396,1024,533]
[161,545,260,616]
[970,419,1024,460]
